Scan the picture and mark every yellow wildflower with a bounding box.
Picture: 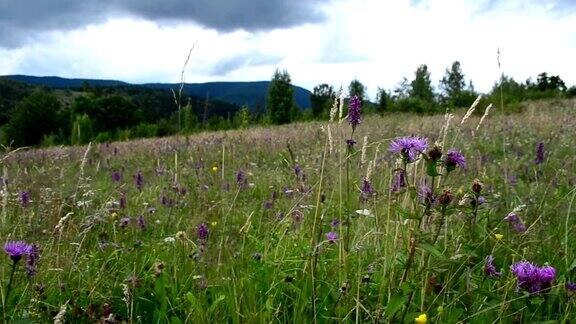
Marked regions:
[494,233,503,241]
[212,166,219,172]
[415,313,427,324]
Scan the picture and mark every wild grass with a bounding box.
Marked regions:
[0,98,575,323]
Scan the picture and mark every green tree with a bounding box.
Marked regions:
[439,61,465,106]
[266,69,295,125]
[4,91,65,147]
[410,64,435,103]
[376,87,392,114]
[348,79,366,100]
[182,101,198,133]
[310,83,335,119]
[234,106,252,129]
[71,114,93,145]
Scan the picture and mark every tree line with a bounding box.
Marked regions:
[1,61,574,148]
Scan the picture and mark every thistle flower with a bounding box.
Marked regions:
[417,182,434,205]
[360,178,374,203]
[137,215,146,230]
[484,255,502,278]
[347,95,361,130]
[330,219,340,228]
[504,212,527,233]
[389,136,428,163]
[4,241,31,262]
[19,191,30,208]
[445,149,466,171]
[236,169,247,188]
[326,232,338,243]
[511,261,556,294]
[294,164,305,182]
[566,282,576,292]
[534,142,545,164]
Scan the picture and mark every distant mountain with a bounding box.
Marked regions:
[1,75,312,109]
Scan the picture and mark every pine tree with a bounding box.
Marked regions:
[266,69,295,125]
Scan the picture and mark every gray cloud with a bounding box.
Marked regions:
[0,0,332,47]
[208,52,282,75]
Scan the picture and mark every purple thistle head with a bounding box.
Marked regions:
[26,244,40,278]
[347,95,361,129]
[119,217,131,229]
[566,282,576,292]
[504,212,527,233]
[391,169,407,193]
[134,171,144,191]
[111,171,122,183]
[511,261,556,294]
[197,223,209,242]
[484,255,502,278]
[445,149,466,171]
[326,231,339,243]
[346,139,356,150]
[263,201,273,209]
[534,142,545,164]
[389,136,428,163]
[137,215,146,230]
[4,240,31,262]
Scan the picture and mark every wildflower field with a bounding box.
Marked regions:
[1,98,575,323]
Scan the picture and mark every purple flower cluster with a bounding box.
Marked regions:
[417,182,434,205]
[197,223,209,242]
[326,232,338,243]
[511,261,556,294]
[534,142,545,164]
[19,191,30,208]
[347,95,362,129]
[484,255,502,278]
[4,240,39,276]
[445,149,466,171]
[111,171,122,183]
[134,171,144,191]
[389,137,428,163]
[504,212,527,233]
[346,139,356,150]
[360,178,374,203]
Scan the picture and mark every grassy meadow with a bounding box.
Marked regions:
[1,98,576,323]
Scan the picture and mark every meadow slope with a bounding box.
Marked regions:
[1,98,575,323]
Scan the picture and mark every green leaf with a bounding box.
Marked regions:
[385,293,407,319]
[420,243,445,259]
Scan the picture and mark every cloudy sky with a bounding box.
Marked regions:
[1,0,575,99]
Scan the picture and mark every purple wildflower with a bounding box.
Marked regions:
[19,191,30,208]
[294,164,306,182]
[511,261,556,294]
[347,95,361,129]
[566,282,576,292]
[197,223,209,242]
[111,171,122,183]
[445,149,466,171]
[534,142,545,164]
[417,182,434,205]
[360,178,374,203]
[4,241,31,262]
[391,169,407,193]
[25,244,39,277]
[134,171,144,191]
[330,219,340,228]
[504,212,527,233]
[484,255,502,278]
[346,139,356,150]
[389,136,428,163]
[263,201,273,209]
[119,217,131,229]
[236,169,247,188]
[326,232,339,243]
[137,215,146,230]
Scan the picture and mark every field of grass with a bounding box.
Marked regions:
[1,98,575,323]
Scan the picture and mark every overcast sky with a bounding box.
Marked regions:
[1,0,575,99]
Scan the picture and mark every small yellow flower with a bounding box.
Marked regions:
[176,231,187,240]
[111,212,118,219]
[212,166,219,172]
[494,233,504,241]
[415,313,427,323]
[211,221,218,227]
